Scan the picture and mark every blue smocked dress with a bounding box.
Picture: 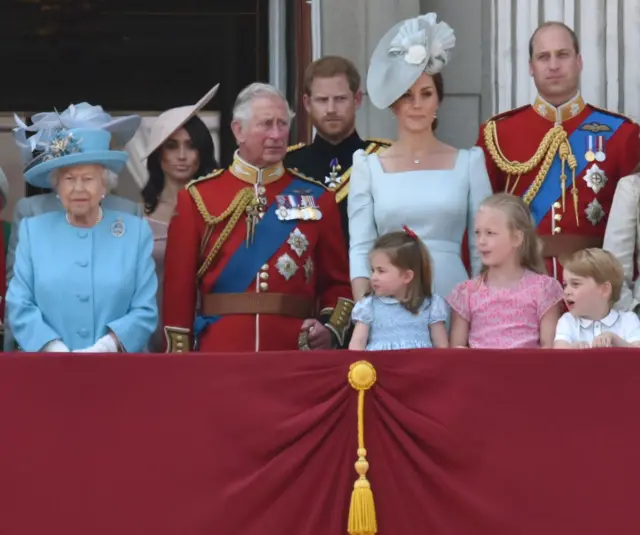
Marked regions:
[351,294,448,350]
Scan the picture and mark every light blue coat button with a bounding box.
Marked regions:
[78,294,89,302]
[78,328,90,338]
[77,260,88,267]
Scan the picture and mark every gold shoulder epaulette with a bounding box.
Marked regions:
[287,168,329,190]
[485,104,529,123]
[287,142,306,153]
[366,137,393,146]
[588,104,636,124]
[186,168,225,189]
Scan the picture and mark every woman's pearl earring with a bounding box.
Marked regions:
[434,111,438,118]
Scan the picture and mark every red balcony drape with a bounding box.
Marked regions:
[1,349,639,534]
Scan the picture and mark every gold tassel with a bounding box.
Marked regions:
[347,360,378,535]
[567,153,579,226]
[558,141,570,211]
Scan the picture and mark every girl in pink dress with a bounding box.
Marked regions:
[447,193,563,348]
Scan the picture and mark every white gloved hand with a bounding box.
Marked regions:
[74,334,119,353]
[43,339,70,352]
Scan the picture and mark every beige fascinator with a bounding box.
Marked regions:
[142,84,219,160]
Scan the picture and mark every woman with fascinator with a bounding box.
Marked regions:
[6,123,158,352]
[348,13,492,312]
[138,84,219,351]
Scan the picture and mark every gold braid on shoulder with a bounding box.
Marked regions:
[483,121,579,224]
[189,185,256,279]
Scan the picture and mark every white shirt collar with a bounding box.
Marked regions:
[578,309,619,328]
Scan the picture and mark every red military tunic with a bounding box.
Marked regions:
[162,153,353,352]
[477,93,640,279]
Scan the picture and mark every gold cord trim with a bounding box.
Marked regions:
[189,185,256,279]
[483,121,579,223]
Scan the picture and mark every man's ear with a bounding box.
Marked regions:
[231,120,244,145]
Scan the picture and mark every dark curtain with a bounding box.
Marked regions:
[1,349,640,534]
[286,0,312,145]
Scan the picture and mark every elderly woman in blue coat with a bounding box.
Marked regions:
[6,126,158,352]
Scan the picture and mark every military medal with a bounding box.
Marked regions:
[301,195,322,220]
[324,158,342,190]
[585,198,605,225]
[287,228,309,257]
[583,164,608,194]
[276,253,298,280]
[595,136,606,162]
[276,196,289,220]
[287,195,302,219]
[304,256,313,283]
[585,136,595,162]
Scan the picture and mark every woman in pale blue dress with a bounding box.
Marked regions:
[348,13,492,304]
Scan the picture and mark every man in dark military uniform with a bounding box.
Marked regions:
[284,56,390,247]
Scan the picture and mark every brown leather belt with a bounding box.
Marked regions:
[541,234,603,259]
[201,293,315,318]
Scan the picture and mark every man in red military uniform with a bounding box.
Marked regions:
[163,82,353,352]
[477,21,640,279]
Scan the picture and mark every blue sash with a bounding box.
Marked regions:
[194,177,326,337]
[527,110,624,225]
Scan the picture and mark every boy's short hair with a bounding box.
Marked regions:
[564,248,624,304]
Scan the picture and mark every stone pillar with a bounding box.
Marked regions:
[318,0,421,139]
[491,0,640,120]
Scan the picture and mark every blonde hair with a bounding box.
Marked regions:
[479,193,545,275]
[564,248,624,304]
[370,230,432,314]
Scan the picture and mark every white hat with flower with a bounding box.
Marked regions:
[366,13,456,109]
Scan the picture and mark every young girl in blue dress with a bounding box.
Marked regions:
[349,226,449,350]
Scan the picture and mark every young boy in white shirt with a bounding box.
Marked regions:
[554,248,640,349]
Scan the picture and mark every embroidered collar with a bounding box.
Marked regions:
[229,150,285,185]
[533,93,586,123]
[578,309,619,328]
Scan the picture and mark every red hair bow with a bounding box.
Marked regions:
[402,225,418,240]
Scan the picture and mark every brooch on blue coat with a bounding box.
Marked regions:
[111,218,125,237]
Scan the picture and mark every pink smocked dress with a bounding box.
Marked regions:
[145,217,168,352]
[447,270,564,349]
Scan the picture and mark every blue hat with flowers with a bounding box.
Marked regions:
[13,102,140,188]
[19,128,128,189]
[16,102,140,149]
[367,13,456,109]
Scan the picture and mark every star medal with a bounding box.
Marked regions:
[324,157,342,190]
